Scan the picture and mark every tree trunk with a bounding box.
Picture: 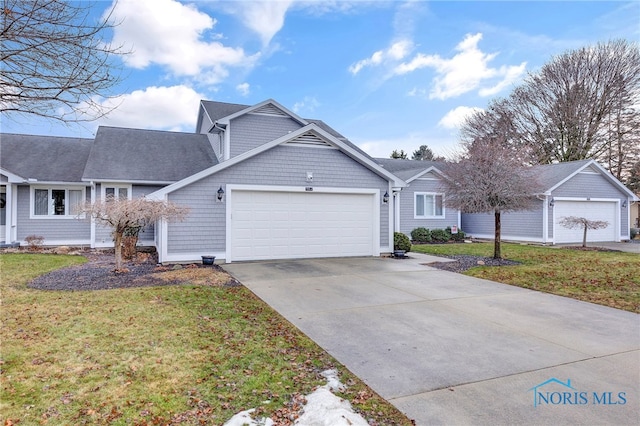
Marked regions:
[113,231,124,271]
[494,210,502,259]
[582,224,588,248]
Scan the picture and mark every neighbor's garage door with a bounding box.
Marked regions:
[554,200,617,244]
[231,190,376,261]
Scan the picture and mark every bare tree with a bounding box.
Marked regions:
[77,197,189,272]
[1,0,124,122]
[558,216,609,248]
[390,149,408,159]
[506,39,640,173]
[442,110,544,259]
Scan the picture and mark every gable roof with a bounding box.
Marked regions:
[536,159,637,199]
[149,123,406,199]
[375,158,449,182]
[82,127,217,183]
[0,133,93,182]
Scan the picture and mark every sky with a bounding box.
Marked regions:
[2,0,638,159]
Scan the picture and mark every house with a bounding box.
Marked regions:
[1,98,637,262]
[1,99,404,263]
[460,159,638,244]
[374,158,461,236]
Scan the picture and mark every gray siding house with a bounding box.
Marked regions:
[461,160,637,244]
[1,99,404,263]
[375,158,461,236]
[1,98,636,262]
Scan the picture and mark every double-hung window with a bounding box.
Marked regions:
[415,193,444,218]
[32,187,85,217]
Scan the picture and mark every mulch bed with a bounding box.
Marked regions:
[427,255,520,273]
[26,250,240,291]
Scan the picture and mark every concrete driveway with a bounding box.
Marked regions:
[223,255,639,425]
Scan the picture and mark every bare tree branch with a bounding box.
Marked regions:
[1,0,125,123]
[76,196,189,271]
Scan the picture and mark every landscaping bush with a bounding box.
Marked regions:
[24,235,45,251]
[446,227,466,242]
[430,228,451,243]
[631,228,639,239]
[394,232,412,252]
[411,227,431,243]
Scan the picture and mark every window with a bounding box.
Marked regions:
[32,187,84,217]
[103,185,130,201]
[415,193,444,218]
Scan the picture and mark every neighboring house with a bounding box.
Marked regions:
[1,99,637,262]
[374,158,461,236]
[1,99,404,263]
[461,159,638,244]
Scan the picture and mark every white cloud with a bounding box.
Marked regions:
[108,0,258,80]
[91,85,204,131]
[349,39,413,75]
[438,106,483,129]
[229,1,294,46]
[478,62,527,96]
[394,33,527,100]
[292,96,320,114]
[236,83,251,96]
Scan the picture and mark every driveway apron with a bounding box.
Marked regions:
[223,255,639,425]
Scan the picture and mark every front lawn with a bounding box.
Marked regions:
[0,253,411,425]
[411,243,639,313]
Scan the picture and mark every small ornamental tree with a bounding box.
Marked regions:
[77,196,189,271]
[558,216,609,248]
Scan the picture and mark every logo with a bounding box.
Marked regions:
[528,378,627,407]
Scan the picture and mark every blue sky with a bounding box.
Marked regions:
[2,0,638,159]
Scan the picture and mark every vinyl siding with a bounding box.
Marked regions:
[15,185,91,243]
[166,145,390,255]
[462,202,544,240]
[399,175,459,236]
[230,114,302,157]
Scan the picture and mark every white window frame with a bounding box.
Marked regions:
[101,184,132,201]
[30,186,86,219]
[414,192,445,219]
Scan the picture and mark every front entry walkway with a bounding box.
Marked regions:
[223,256,639,425]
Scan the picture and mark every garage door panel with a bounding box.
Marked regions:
[231,190,376,261]
[554,201,616,244]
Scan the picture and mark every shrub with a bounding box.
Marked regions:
[411,227,431,243]
[394,232,411,252]
[631,228,639,239]
[446,227,466,242]
[24,235,45,251]
[430,228,451,243]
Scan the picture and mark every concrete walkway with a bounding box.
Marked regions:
[223,255,639,425]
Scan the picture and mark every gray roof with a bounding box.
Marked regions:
[532,159,593,190]
[83,127,217,182]
[375,158,448,181]
[200,100,249,123]
[200,99,375,161]
[0,133,93,182]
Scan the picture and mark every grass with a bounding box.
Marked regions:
[411,242,640,313]
[0,253,411,425]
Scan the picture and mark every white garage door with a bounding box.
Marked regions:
[230,190,376,261]
[554,200,617,244]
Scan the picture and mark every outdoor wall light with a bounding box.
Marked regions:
[549,198,554,207]
[622,200,627,208]
[217,186,225,202]
[383,191,390,204]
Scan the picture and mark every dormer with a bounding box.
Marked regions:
[197,99,309,161]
